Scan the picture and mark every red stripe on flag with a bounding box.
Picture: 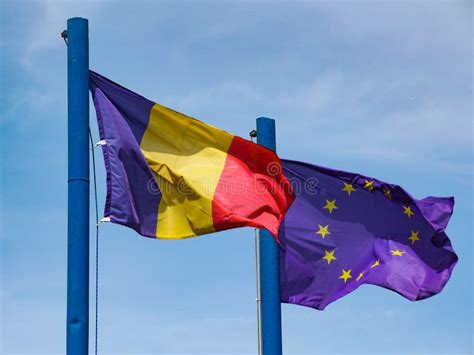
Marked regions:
[212,136,294,239]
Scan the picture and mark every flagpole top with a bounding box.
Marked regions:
[68,17,88,22]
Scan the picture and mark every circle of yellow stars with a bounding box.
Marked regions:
[314,178,421,286]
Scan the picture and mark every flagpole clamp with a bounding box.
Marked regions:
[94,140,107,148]
[97,217,111,227]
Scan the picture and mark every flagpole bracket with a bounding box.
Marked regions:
[94,139,107,148]
[61,30,68,45]
[97,217,111,226]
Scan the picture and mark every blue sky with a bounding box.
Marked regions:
[1,1,472,354]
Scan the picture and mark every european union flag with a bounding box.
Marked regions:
[279,159,458,310]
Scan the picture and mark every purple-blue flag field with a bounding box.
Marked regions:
[279,159,458,310]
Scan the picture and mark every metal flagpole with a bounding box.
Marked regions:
[255,117,283,355]
[66,17,90,355]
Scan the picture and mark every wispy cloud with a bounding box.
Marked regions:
[318,0,472,55]
[20,0,103,70]
[153,67,472,176]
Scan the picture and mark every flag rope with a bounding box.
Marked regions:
[89,129,100,355]
[250,131,262,355]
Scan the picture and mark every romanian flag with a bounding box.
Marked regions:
[89,71,294,240]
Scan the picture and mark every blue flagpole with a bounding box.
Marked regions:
[256,117,283,355]
[66,17,90,355]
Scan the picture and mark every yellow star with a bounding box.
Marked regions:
[391,250,405,257]
[323,199,338,214]
[322,250,337,265]
[383,189,392,199]
[339,269,352,283]
[364,179,375,191]
[402,206,414,218]
[342,183,356,196]
[315,224,331,238]
[356,272,364,282]
[371,259,380,268]
[408,230,420,245]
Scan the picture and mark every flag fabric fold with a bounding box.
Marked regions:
[89,71,294,240]
[279,159,457,310]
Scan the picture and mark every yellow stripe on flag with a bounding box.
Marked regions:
[140,103,234,239]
